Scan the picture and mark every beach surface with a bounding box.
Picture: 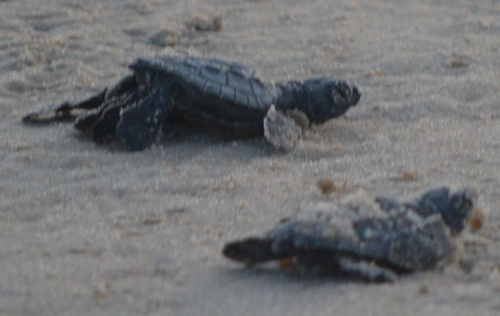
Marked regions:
[1,0,499,315]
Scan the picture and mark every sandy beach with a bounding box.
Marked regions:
[1,0,499,315]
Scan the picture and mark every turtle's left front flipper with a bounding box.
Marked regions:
[263,105,302,151]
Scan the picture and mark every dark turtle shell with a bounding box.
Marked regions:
[130,55,279,136]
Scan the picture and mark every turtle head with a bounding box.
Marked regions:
[411,187,477,236]
[301,78,361,124]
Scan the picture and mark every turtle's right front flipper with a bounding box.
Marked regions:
[22,88,108,123]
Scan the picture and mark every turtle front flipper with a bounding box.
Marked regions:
[336,257,398,282]
[116,86,174,151]
[263,105,302,151]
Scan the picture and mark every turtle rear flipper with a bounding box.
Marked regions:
[22,74,138,124]
[22,89,108,123]
[116,87,174,151]
[84,102,123,143]
[223,238,283,265]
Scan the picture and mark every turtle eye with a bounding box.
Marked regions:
[335,82,350,100]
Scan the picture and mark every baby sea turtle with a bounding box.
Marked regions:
[22,52,361,151]
[223,186,477,282]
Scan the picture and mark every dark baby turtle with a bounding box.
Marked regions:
[223,186,477,282]
[22,52,361,151]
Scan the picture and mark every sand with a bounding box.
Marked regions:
[1,0,499,315]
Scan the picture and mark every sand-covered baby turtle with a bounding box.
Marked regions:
[223,186,477,282]
[22,51,360,151]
